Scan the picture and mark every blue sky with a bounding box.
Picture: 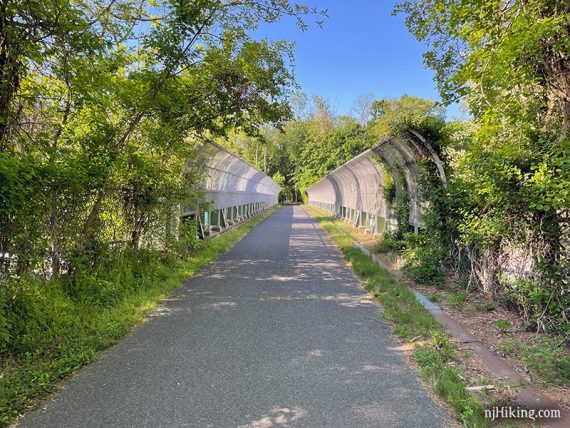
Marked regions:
[254,0,462,119]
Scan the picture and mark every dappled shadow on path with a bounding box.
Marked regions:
[178,205,362,303]
[18,205,449,428]
[238,406,307,427]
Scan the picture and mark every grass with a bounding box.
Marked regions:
[521,336,570,385]
[497,336,570,386]
[497,339,519,357]
[447,292,467,306]
[305,205,489,427]
[428,294,441,303]
[494,319,510,331]
[0,207,277,426]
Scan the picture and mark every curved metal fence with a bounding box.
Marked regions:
[202,142,281,210]
[182,141,280,237]
[306,131,446,235]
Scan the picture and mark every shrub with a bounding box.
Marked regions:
[501,277,567,333]
[402,233,445,285]
[0,294,11,353]
[373,232,405,254]
[383,175,396,204]
[474,302,495,312]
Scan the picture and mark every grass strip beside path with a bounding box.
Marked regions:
[0,207,278,426]
[304,205,489,428]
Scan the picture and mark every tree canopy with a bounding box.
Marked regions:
[0,0,323,274]
[393,0,569,331]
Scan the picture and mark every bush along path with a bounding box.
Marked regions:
[0,207,278,427]
[305,205,569,428]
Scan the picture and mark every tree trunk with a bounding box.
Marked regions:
[49,190,60,277]
[76,188,105,253]
[0,9,19,148]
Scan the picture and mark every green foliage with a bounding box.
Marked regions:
[0,207,276,425]
[474,302,495,312]
[292,106,374,191]
[397,126,456,285]
[0,0,323,275]
[500,278,568,332]
[393,187,411,239]
[494,319,510,331]
[165,219,202,256]
[220,94,449,245]
[498,335,570,386]
[497,339,519,358]
[368,95,445,140]
[520,336,570,386]
[395,0,570,332]
[374,106,451,287]
[0,295,10,350]
[373,233,405,254]
[383,173,396,204]
[447,293,467,306]
[428,294,441,303]
[431,331,454,361]
[402,232,446,285]
[415,347,488,427]
[1,1,323,421]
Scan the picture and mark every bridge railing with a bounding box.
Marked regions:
[306,131,446,235]
[182,141,280,238]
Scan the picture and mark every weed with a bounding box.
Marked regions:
[494,319,510,331]
[415,347,488,427]
[373,233,405,254]
[447,292,467,306]
[474,302,495,312]
[520,336,570,386]
[432,331,454,362]
[496,335,570,386]
[497,339,518,357]
[428,294,441,302]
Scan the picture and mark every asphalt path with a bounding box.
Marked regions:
[20,206,449,427]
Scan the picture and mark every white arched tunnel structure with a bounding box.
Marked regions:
[182,141,280,237]
[306,131,446,235]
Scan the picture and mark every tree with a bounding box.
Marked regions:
[369,95,445,139]
[396,0,570,330]
[0,0,324,276]
[351,93,375,126]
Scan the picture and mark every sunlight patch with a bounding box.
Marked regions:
[239,407,307,427]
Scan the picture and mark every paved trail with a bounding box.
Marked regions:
[21,206,449,428]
